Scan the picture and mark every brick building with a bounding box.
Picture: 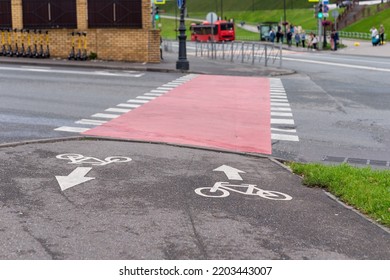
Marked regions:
[0,0,160,62]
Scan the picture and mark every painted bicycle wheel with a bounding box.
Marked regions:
[194,187,230,198]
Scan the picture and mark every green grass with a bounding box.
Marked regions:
[159,2,389,38]
[162,0,312,13]
[343,6,390,33]
[288,163,390,227]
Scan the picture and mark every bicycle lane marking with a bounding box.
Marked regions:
[83,75,272,154]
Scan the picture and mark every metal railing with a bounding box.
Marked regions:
[194,41,283,67]
[305,30,387,41]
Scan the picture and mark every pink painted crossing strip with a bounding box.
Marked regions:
[84,75,271,154]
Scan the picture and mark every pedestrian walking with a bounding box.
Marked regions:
[379,24,385,45]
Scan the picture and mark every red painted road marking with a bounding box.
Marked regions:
[84,75,271,154]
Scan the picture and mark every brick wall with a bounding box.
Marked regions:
[9,0,160,63]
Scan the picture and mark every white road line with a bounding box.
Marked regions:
[105,108,132,113]
[151,90,168,93]
[127,99,149,103]
[163,83,179,87]
[91,113,120,119]
[283,57,390,73]
[75,119,107,125]
[117,103,141,108]
[157,87,173,91]
[144,93,163,96]
[136,96,156,100]
[165,82,182,86]
[55,126,90,133]
[272,134,299,142]
[270,95,288,99]
[271,98,288,102]
[271,112,293,117]
[0,66,144,77]
[271,128,297,133]
[271,102,291,107]
[271,107,292,111]
[271,119,295,125]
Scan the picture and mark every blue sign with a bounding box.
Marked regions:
[177,0,183,9]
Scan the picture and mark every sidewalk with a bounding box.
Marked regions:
[0,50,293,77]
[337,38,390,57]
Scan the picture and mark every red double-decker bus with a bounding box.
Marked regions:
[190,20,235,42]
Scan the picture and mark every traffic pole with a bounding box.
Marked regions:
[176,0,189,70]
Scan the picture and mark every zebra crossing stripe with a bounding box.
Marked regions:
[272,134,299,142]
[127,99,149,103]
[117,103,141,108]
[76,119,107,125]
[55,126,90,133]
[91,113,120,119]
[269,78,299,142]
[105,108,132,113]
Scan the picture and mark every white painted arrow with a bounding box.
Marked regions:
[213,165,245,181]
[55,167,95,191]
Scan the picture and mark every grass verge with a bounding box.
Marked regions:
[288,163,390,227]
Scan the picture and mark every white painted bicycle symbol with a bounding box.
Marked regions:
[56,153,132,166]
[195,182,292,200]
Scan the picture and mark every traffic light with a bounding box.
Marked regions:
[154,6,160,20]
[318,4,323,19]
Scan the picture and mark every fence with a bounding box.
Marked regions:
[195,41,283,67]
[305,30,387,41]
[163,40,283,68]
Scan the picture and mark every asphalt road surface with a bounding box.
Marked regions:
[1,140,389,259]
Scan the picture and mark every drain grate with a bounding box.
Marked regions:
[323,156,390,167]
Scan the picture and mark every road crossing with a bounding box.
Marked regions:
[269,78,299,142]
[54,75,299,154]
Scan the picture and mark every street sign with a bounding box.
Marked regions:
[177,0,183,8]
[154,0,166,4]
[206,12,218,23]
[332,10,339,18]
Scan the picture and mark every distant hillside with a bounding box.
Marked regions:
[162,0,312,13]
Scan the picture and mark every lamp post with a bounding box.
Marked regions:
[221,0,223,19]
[283,0,287,42]
[176,0,189,70]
